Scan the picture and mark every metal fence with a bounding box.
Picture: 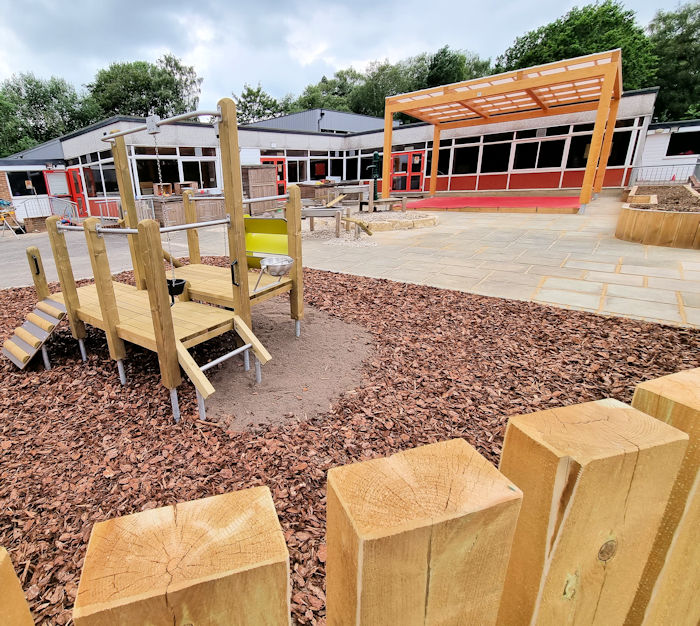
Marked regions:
[629,159,700,186]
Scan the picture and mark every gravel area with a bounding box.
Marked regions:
[631,185,700,212]
[1,265,699,623]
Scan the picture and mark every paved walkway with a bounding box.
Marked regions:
[303,192,700,328]
[2,191,697,327]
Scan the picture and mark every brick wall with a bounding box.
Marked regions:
[0,172,11,202]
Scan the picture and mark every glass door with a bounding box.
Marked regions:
[261,157,287,194]
[66,168,87,217]
[391,151,424,191]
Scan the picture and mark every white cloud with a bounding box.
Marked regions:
[0,0,679,111]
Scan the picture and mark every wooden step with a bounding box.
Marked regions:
[37,301,64,319]
[3,339,31,364]
[14,327,41,349]
[26,312,55,333]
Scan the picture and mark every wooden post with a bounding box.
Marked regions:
[182,189,201,264]
[326,439,522,625]
[286,184,304,322]
[218,97,252,327]
[497,399,688,626]
[137,219,181,391]
[73,487,289,625]
[112,134,146,289]
[592,95,620,193]
[25,246,49,301]
[429,124,440,197]
[0,547,33,625]
[381,109,393,198]
[579,69,616,206]
[626,368,700,625]
[83,218,125,361]
[46,217,86,341]
[368,179,375,213]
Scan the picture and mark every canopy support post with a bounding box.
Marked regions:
[381,110,393,198]
[579,69,615,206]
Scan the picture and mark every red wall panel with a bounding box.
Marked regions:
[561,170,586,188]
[449,175,477,191]
[477,174,508,190]
[508,172,561,190]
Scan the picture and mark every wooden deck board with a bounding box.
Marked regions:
[52,282,235,352]
[173,264,292,307]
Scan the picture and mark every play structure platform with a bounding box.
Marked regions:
[172,264,292,309]
[51,282,236,352]
[404,195,580,213]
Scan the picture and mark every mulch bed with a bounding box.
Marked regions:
[1,266,699,624]
[631,185,700,212]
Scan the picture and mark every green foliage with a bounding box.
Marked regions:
[233,83,286,123]
[88,54,202,118]
[648,2,700,121]
[425,46,491,87]
[0,73,94,157]
[496,1,658,90]
[293,69,363,112]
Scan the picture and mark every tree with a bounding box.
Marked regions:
[293,69,363,111]
[87,55,202,118]
[496,1,658,90]
[233,83,285,124]
[0,73,94,157]
[648,2,700,121]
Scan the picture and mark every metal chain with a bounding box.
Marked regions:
[152,126,175,282]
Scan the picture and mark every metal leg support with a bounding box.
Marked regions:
[295,320,301,338]
[41,345,51,371]
[254,356,262,384]
[78,338,87,362]
[243,348,250,371]
[196,390,206,421]
[170,388,181,423]
[117,359,126,385]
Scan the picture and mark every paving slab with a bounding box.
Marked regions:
[602,296,684,324]
[534,288,601,311]
[605,284,678,305]
[541,277,604,294]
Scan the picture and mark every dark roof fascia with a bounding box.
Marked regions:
[649,119,700,130]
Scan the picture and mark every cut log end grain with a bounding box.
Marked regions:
[73,487,288,625]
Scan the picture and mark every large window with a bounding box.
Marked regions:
[136,159,179,192]
[83,165,103,197]
[609,131,632,166]
[667,131,699,156]
[567,135,592,168]
[425,150,450,176]
[513,143,538,169]
[480,143,511,173]
[287,160,307,183]
[310,159,327,180]
[537,139,565,168]
[7,171,47,196]
[345,157,358,180]
[452,146,479,174]
[330,159,343,177]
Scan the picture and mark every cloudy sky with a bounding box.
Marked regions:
[0,0,676,108]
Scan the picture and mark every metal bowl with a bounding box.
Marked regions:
[260,255,294,276]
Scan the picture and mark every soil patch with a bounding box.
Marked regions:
[0,267,699,623]
[632,185,700,212]
[206,298,373,430]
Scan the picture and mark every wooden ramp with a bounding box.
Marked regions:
[172,264,293,308]
[2,298,66,369]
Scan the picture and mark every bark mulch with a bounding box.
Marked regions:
[631,185,700,212]
[1,267,699,624]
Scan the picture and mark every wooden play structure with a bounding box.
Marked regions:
[4,98,304,421]
[382,50,623,207]
[3,367,698,623]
